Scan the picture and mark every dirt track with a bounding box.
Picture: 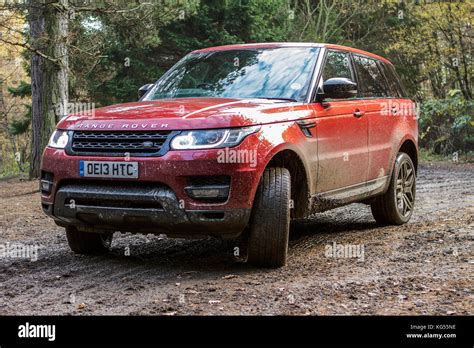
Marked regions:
[0,162,472,315]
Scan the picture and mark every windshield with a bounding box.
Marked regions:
[144,47,320,102]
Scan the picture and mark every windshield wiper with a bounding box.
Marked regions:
[254,97,298,102]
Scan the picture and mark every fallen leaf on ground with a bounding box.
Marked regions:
[222,275,237,280]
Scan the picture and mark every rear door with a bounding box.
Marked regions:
[311,49,369,193]
[351,54,393,183]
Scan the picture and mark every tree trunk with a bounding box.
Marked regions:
[29,0,69,179]
[45,0,69,123]
[29,0,45,179]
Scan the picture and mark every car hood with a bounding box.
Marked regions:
[57,98,314,131]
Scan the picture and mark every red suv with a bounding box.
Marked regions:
[41,43,418,267]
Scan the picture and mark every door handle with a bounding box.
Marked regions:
[353,109,365,118]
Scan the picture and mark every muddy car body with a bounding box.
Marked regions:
[41,43,418,267]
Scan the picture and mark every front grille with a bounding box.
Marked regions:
[69,131,175,156]
[58,180,169,210]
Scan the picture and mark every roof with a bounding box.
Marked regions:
[192,42,392,65]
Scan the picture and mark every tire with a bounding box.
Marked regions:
[371,152,416,225]
[247,167,291,267]
[65,226,113,254]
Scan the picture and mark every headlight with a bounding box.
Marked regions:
[170,126,260,150]
[48,130,69,149]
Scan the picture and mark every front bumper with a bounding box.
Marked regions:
[44,181,250,238]
[40,145,261,238]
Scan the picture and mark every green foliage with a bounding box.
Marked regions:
[85,47,165,106]
[7,80,31,98]
[5,82,31,136]
[6,81,31,136]
[387,2,472,100]
[0,142,29,178]
[418,148,445,163]
[69,0,292,106]
[69,14,160,106]
[9,105,31,135]
[1,80,31,176]
[419,90,473,156]
[0,144,19,177]
[159,0,290,54]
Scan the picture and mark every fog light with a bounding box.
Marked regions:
[185,185,229,200]
[40,171,54,194]
[40,180,53,194]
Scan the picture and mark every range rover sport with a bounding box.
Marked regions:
[41,43,418,267]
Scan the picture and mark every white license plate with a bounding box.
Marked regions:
[79,161,138,178]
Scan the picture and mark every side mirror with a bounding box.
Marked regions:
[138,83,154,100]
[320,77,357,100]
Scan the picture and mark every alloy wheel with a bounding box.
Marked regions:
[395,159,415,217]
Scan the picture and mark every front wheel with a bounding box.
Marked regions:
[65,226,113,254]
[371,152,416,225]
[247,167,291,267]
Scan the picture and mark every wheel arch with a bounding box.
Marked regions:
[265,148,311,218]
[378,136,419,196]
[398,138,418,174]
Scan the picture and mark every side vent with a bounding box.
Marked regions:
[296,120,316,138]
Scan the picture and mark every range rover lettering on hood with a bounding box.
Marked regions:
[74,122,169,129]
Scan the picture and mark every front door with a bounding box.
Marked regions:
[311,49,369,194]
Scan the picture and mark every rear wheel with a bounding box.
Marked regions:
[65,226,113,254]
[371,152,416,225]
[247,167,291,267]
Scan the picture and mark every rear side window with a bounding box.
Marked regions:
[381,63,406,98]
[322,50,354,82]
[353,55,389,98]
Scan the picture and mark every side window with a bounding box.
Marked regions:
[379,62,400,98]
[383,63,407,98]
[353,55,389,98]
[322,50,354,82]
